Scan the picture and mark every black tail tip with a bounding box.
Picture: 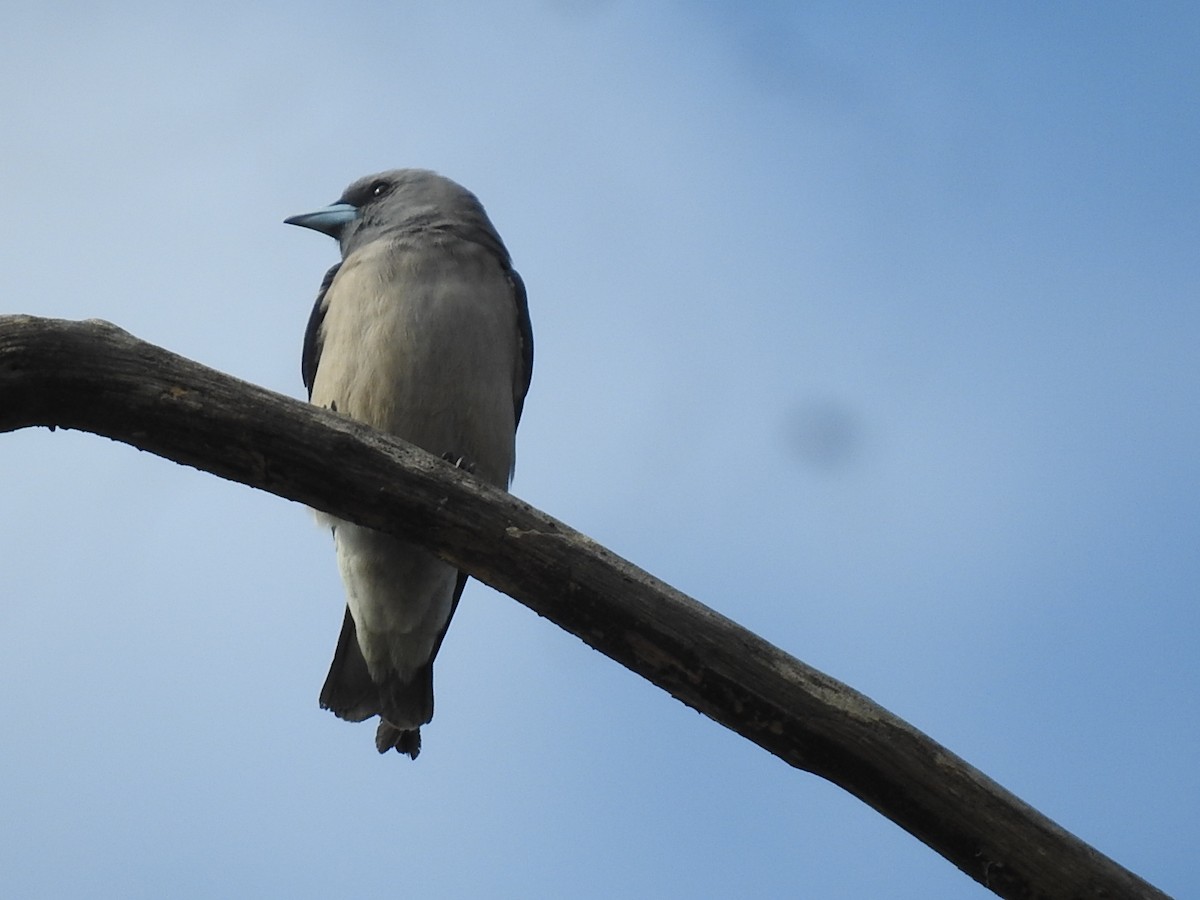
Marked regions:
[376,721,421,759]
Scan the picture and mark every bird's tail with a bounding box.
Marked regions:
[319,606,433,760]
[375,721,422,758]
[374,663,434,759]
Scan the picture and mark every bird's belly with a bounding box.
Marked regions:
[333,521,456,681]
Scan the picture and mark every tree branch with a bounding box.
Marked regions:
[0,315,1168,899]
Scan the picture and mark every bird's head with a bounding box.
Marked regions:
[285,168,493,258]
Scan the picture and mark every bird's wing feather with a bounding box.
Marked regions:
[508,267,534,427]
[301,262,341,398]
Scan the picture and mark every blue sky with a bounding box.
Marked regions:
[1,3,1196,897]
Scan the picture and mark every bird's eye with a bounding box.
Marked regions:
[369,180,390,198]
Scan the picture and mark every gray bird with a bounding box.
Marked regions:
[285,169,533,758]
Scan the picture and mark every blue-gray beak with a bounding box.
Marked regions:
[284,202,358,238]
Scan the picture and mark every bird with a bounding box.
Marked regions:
[285,169,533,758]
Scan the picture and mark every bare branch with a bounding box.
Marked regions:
[0,315,1168,899]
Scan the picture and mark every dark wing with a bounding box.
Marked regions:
[507,267,534,427]
[427,571,469,667]
[301,262,341,398]
[318,606,377,722]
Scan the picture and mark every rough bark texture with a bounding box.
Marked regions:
[0,315,1169,900]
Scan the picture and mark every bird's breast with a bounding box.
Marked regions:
[310,237,519,487]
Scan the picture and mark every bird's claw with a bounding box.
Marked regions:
[441,451,476,474]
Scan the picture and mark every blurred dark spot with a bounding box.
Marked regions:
[786,397,863,472]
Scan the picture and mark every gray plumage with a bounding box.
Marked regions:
[286,169,533,758]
